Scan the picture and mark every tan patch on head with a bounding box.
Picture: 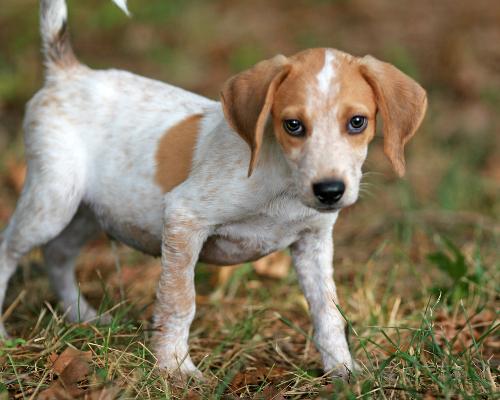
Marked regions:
[271,49,327,156]
[220,55,291,176]
[336,59,377,146]
[155,114,202,193]
[271,49,378,155]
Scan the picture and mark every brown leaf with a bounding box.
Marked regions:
[4,159,26,194]
[40,347,93,399]
[433,310,498,356]
[60,356,91,385]
[261,386,286,400]
[0,202,12,224]
[230,366,287,391]
[211,264,241,287]
[253,252,291,279]
[38,381,84,400]
[49,347,92,375]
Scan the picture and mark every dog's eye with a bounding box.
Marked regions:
[283,119,305,136]
[347,116,368,134]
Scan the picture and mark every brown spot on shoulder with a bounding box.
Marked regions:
[155,114,203,193]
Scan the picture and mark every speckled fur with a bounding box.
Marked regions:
[0,0,426,380]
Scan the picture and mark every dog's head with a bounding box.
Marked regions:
[221,48,427,211]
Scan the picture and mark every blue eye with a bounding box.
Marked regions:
[283,119,305,136]
[347,116,367,134]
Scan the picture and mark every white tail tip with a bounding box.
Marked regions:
[112,0,130,16]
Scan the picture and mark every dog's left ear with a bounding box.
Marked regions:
[221,55,291,177]
[359,55,427,177]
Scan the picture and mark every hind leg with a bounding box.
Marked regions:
[0,139,85,337]
[42,205,103,323]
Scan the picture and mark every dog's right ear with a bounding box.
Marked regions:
[220,55,291,177]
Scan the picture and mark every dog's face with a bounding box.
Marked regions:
[221,48,427,212]
[270,50,377,210]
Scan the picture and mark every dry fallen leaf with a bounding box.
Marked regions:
[212,264,240,287]
[0,201,12,224]
[39,347,93,400]
[434,310,498,356]
[253,252,291,279]
[261,386,286,400]
[60,356,91,385]
[230,366,287,392]
[209,252,291,289]
[49,347,92,375]
[4,159,26,194]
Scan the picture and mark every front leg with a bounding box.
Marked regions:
[291,223,354,380]
[153,208,209,379]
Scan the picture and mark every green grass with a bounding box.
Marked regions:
[0,224,497,398]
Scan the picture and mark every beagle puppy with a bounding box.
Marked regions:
[0,0,426,380]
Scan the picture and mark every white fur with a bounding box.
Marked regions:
[291,214,354,378]
[316,49,336,95]
[40,0,68,46]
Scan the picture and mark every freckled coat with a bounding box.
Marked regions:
[0,0,427,380]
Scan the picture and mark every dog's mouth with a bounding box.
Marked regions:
[308,197,357,213]
[313,204,342,213]
[301,199,343,213]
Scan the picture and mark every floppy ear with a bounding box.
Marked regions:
[220,55,291,177]
[359,55,427,176]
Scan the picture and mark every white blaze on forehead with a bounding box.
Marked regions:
[316,50,337,94]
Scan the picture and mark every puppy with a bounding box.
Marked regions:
[0,0,426,379]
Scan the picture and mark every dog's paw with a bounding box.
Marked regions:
[326,358,358,382]
[329,365,352,382]
[157,354,204,383]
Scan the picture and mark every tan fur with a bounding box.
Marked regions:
[272,50,377,155]
[359,56,428,176]
[220,55,291,176]
[155,114,203,193]
[337,58,377,147]
[222,49,426,176]
[271,50,326,156]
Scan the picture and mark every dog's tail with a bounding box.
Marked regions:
[39,0,76,70]
[39,0,130,71]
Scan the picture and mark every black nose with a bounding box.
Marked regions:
[312,180,346,205]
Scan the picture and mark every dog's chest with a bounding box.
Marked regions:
[199,199,319,265]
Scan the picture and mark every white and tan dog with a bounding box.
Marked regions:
[0,0,427,379]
